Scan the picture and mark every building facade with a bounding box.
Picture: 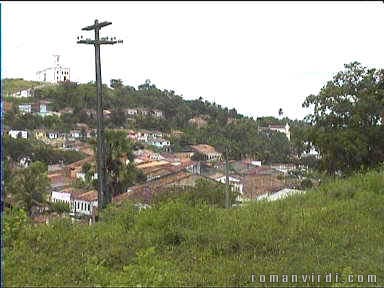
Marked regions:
[36,55,70,83]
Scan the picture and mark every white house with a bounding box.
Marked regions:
[137,108,150,116]
[51,189,98,217]
[71,190,98,217]
[137,130,163,143]
[69,130,81,139]
[270,163,296,175]
[18,104,32,114]
[251,160,262,167]
[209,173,244,202]
[149,137,171,149]
[137,130,150,142]
[149,131,163,139]
[9,130,28,139]
[18,156,32,168]
[36,55,70,83]
[47,131,59,139]
[216,175,244,194]
[123,108,138,117]
[51,190,72,205]
[301,142,320,159]
[76,172,97,181]
[267,123,291,141]
[11,88,33,98]
[257,188,305,201]
[191,144,222,161]
[151,109,164,118]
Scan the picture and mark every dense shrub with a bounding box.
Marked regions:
[5,170,384,286]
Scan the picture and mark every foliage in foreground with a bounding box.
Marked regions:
[303,62,384,175]
[5,169,384,287]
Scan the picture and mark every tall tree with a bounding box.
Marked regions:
[8,161,50,216]
[110,79,123,89]
[302,61,384,175]
[103,130,146,203]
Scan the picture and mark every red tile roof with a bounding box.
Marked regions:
[112,171,192,204]
[191,144,218,154]
[66,156,94,169]
[73,190,98,202]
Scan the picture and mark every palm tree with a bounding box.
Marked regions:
[103,130,145,204]
[9,161,50,216]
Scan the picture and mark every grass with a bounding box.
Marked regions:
[4,169,384,287]
[3,78,43,96]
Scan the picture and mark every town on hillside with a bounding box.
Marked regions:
[4,5,384,286]
[3,55,322,224]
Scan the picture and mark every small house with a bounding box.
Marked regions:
[12,88,33,98]
[8,130,28,139]
[151,109,164,118]
[18,103,32,114]
[209,173,244,202]
[191,144,222,161]
[149,137,170,149]
[71,190,98,216]
[123,108,138,117]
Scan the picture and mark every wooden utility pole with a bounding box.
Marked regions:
[77,20,122,210]
[225,145,230,209]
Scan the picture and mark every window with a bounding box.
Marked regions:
[88,203,90,211]
[81,202,83,210]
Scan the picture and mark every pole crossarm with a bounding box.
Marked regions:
[81,21,112,31]
[77,40,121,45]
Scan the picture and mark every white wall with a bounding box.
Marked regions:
[71,200,97,216]
[9,130,28,139]
[19,104,32,113]
[216,176,244,201]
[37,66,70,83]
[51,191,71,204]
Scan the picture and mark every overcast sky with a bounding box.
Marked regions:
[3,1,384,120]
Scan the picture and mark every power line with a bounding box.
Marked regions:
[76,19,123,213]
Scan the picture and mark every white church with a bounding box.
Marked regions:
[36,55,70,83]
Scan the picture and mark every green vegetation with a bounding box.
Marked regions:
[153,179,240,208]
[5,169,384,286]
[6,161,50,216]
[49,201,71,214]
[4,78,295,163]
[104,130,147,203]
[3,78,43,96]
[4,135,85,165]
[303,62,384,175]
[5,113,73,132]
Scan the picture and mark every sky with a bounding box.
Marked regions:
[3,1,384,120]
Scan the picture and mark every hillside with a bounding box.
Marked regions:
[2,78,44,96]
[4,78,298,163]
[5,169,384,286]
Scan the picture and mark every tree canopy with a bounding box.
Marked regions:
[303,62,384,175]
[7,161,50,216]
